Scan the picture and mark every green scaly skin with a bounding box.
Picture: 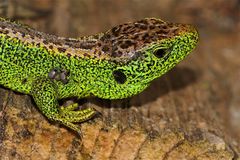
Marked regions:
[0,18,199,135]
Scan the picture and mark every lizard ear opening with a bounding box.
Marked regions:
[113,70,127,84]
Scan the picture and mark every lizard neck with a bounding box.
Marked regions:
[0,18,106,59]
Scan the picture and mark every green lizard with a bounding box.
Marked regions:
[0,18,198,134]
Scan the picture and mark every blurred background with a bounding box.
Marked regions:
[0,0,239,158]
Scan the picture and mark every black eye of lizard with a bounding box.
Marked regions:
[153,49,167,58]
[113,70,127,84]
[153,47,173,59]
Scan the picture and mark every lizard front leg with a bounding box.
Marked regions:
[31,78,97,135]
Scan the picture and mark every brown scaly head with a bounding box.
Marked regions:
[95,18,198,63]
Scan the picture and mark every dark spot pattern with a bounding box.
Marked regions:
[49,45,53,49]
[43,40,48,44]
[96,18,182,61]
[67,53,71,57]
[0,18,185,62]
[57,47,66,53]
[77,41,97,50]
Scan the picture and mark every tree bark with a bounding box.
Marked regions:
[0,0,239,159]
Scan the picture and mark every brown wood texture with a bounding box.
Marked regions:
[0,0,239,159]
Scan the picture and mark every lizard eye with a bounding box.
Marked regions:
[153,49,167,58]
[113,70,127,84]
[153,47,172,58]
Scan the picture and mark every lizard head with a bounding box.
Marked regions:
[91,18,199,99]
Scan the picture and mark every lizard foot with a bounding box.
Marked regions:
[59,104,97,123]
[52,106,97,138]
